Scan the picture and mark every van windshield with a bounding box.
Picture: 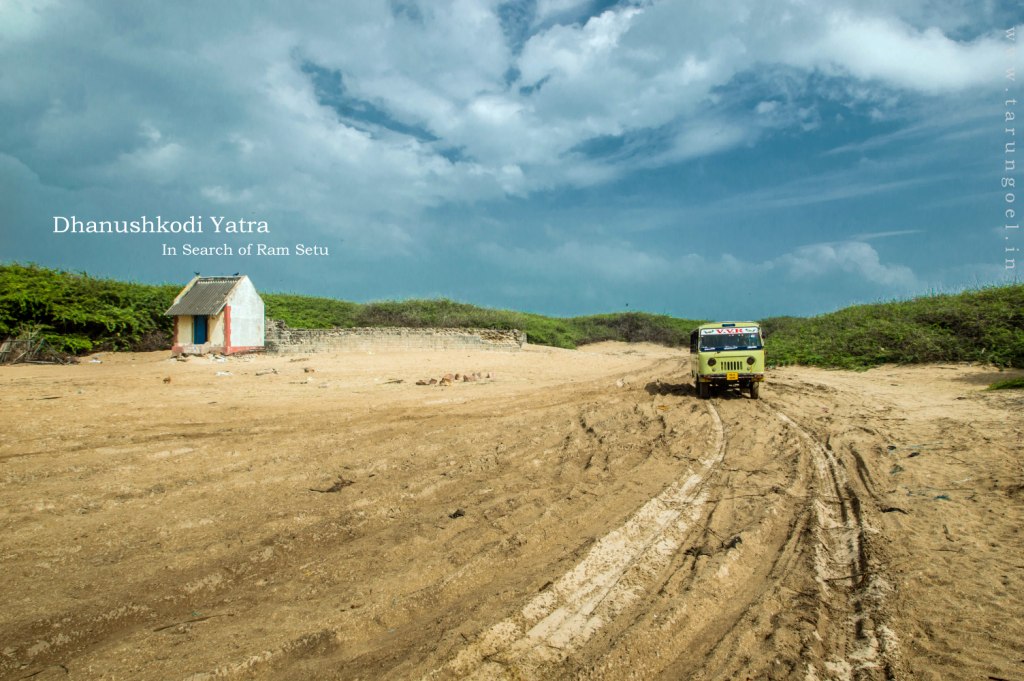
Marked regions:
[699,332,762,351]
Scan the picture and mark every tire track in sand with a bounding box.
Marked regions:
[774,409,900,680]
[431,401,727,680]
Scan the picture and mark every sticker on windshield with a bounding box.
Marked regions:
[700,327,759,335]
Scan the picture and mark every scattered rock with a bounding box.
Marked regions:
[255,368,278,376]
[162,376,172,384]
[215,371,232,377]
[415,371,491,386]
[449,509,465,519]
[304,367,316,374]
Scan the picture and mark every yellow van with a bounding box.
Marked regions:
[689,322,765,399]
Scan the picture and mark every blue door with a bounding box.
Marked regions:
[193,315,208,344]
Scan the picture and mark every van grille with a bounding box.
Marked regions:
[719,359,745,372]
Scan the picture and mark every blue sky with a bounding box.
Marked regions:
[1,0,1021,318]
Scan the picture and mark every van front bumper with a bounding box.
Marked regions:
[698,373,764,383]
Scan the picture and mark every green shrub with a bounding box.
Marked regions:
[0,263,177,353]
[987,377,1024,390]
[762,285,1024,369]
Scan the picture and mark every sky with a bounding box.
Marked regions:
[1,0,1022,319]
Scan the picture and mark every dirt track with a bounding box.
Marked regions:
[1,343,1022,680]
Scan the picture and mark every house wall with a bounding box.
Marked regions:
[208,312,225,346]
[175,315,193,346]
[225,278,265,351]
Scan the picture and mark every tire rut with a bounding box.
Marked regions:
[430,401,726,680]
[773,407,900,680]
[430,388,902,681]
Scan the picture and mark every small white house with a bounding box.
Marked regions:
[165,275,264,355]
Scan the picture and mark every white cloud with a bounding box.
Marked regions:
[772,241,919,287]
[201,185,254,204]
[0,0,1015,257]
[786,13,1006,92]
[850,229,924,240]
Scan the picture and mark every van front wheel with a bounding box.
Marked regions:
[749,382,760,399]
[698,381,709,399]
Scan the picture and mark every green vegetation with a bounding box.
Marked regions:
[2,263,1022,370]
[987,376,1024,390]
[762,285,1024,369]
[0,263,178,353]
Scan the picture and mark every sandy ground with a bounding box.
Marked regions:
[0,342,1022,680]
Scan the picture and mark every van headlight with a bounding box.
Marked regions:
[708,358,716,366]
[746,356,755,365]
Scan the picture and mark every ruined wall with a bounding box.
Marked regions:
[265,320,525,353]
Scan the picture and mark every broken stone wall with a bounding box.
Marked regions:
[265,320,525,353]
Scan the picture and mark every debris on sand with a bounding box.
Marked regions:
[416,371,491,386]
[449,509,466,519]
[309,477,354,493]
[255,368,278,376]
[304,367,316,373]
